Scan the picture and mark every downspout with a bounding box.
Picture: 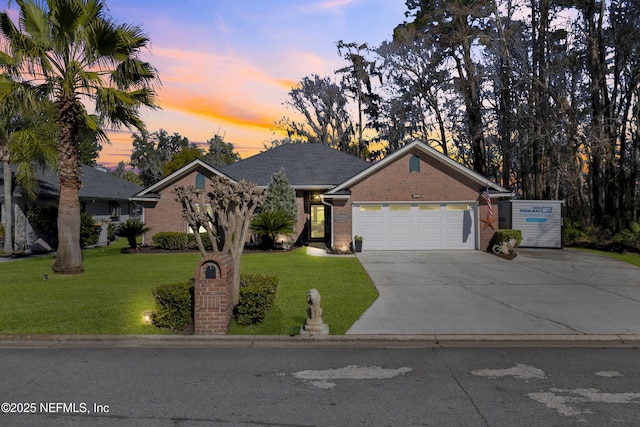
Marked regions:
[133,201,146,245]
[319,195,333,249]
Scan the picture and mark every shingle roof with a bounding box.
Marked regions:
[0,163,143,201]
[222,143,371,188]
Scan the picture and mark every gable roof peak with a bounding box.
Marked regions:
[327,139,510,194]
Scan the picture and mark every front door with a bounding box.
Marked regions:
[310,204,325,239]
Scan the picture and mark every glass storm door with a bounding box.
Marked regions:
[310,205,325,239]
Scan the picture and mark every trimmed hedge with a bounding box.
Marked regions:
[493,229,523,247]
[234,274,279,326]
[151,273,279,332]
[152,231,213,251]
[152,281,194,332]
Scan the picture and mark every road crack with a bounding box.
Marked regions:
[461,285,585,334]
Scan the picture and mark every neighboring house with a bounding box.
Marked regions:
[0,163,144,250]
[134,141,512,251]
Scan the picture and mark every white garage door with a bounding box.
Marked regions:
[352,203,476,250]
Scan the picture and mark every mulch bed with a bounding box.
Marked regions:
[492,252,518,260]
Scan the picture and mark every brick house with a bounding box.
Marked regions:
[132,143,371,247]
[133,141,511,251]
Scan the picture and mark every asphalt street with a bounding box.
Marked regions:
[0,342,639,426]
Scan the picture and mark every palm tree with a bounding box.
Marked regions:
[0,0,159,273]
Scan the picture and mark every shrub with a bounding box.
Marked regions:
[250,209,295,249]
[80,212,100,247]
[152,232,192,250]
[115,219,150,249]
[26,203,58,248]
[612,222,640,251]
[493,229,522,247]
[152,231,214,251]
[563,219,590,245]
[107,221,118,243]
[234,274,279,325]
[152,281,194,332]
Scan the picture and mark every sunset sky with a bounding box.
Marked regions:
[4,0,408,168]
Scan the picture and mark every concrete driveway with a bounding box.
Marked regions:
[347,249,640,335]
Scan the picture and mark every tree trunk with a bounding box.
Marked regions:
[458,40,487,176]
[2,158,12,252]
[51,96,84,274]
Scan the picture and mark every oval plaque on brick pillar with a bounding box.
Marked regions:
[193,253,234,335]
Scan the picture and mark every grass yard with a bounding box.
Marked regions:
[228,248,378,335]
[572,247,640,267]
[0,240,377,335]
[0,240,200,335]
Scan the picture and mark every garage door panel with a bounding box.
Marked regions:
[445,209,474,249]
[353,203,476,251]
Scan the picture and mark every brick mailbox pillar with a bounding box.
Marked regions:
[193,253,234,335]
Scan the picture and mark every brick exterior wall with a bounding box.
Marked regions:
[141,171,309,246]
[193,253,234,335]
[142,174,198,244]
[141,150,499,251]
[331,148,498,251]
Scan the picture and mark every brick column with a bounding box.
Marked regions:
[193,253,234,335]
[479,204,498,251]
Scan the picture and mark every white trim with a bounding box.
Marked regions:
[129,196,160,202]
[322,194,350,200]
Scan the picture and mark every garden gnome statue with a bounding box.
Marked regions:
[301,288,329,336]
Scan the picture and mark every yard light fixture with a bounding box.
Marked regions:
[142,311,153,325]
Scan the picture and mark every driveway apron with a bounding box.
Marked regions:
[347,249,640,335]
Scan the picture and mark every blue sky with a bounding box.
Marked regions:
[78,0,408,165]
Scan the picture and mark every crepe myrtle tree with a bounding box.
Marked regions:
[174,175,265,305]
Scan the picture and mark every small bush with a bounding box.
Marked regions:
[26,203,58,248]
[493,229,522,247]
[80,212,100,247]
[152,231,213,251]
[152,281,194,332]
[563,219,590,245]
[115,219,150,249]
[250,209,295,249]
[612,222,640,251]
[152,232,193,250]
[234,274,279,325]
[107,221,117,242]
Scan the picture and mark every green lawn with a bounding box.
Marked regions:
[0,240,377,335]
[228,248,378,335]
[571,247,640,267]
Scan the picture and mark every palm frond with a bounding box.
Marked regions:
[111,58,159,90]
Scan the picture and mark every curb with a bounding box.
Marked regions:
[1,334,639,348]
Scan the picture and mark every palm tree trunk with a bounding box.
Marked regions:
[51,96,83,274]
